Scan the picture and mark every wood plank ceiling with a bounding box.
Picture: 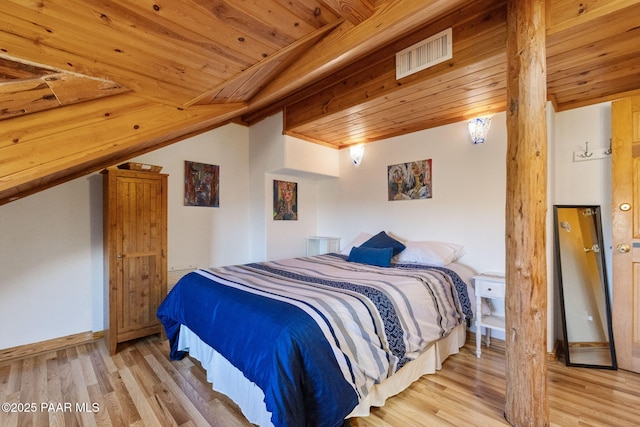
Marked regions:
[1,0,640,205]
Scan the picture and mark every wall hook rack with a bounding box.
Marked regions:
[573,141,612,162]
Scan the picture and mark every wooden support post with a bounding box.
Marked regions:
[504,0,549,426]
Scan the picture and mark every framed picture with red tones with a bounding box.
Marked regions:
[184,161,219,207]
[273,180,298,220]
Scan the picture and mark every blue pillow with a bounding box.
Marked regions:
[360,231,406,256]
[348,246,394,267]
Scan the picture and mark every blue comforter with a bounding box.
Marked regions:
[157,254,470,427]
[158,270,358,427]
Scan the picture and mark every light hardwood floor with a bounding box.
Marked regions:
[1,334,639,427]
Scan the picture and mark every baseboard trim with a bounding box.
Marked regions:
[0,331,103,364]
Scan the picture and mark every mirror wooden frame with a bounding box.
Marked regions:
[553,205,617,369]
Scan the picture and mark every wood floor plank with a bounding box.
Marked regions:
[127,348,161,398]
[0,333,639,426]
[86,383,111,427]
[3,391,18,427]
[143,338,249,427]
[70,357,97,427]
[141,349,214,427]
[108,368,141,425]
[87,343,113,396]
[44,355,65,427]
[119,367,164,426]
[102,390,123,427]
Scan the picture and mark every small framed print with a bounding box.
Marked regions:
[388,159,432,201]
[273,180,298,220]
[184,161,219,207]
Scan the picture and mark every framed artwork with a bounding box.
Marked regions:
[273,180,298,220]
[184,161,219,207]
[387,159,432,201]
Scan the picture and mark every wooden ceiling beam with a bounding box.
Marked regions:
[546,1,640,111]
[246,0,468,113]
[0,94,246,205]
[319,0,375,25]
[188,19,343,106]
[287,58,506,145]
[546,0,639,35]
[282,0,507,144]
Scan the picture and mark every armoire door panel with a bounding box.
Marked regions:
[118,255,160,333]
[104,168,167,354]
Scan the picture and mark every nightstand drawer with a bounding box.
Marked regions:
[478,281,505,298]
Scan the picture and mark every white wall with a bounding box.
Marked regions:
[132,124,252,270]
[248,114,286,262]
[0,103,613,351]
[553,102,612,284]
[265,173,319,260]
[317,113,507,273]
[0,123,251,349]
[249,112,339,261]
[0,178,97,348]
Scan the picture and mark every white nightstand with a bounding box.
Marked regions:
[473,273,506,358]
[305,236,341,256]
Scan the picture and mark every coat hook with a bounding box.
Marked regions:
[604,138,612,155]
[578,141,593,158]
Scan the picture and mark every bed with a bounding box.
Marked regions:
[158,233,476,427]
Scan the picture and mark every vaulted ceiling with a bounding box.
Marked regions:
[1,0,640,205]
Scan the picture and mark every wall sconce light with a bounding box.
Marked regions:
[350,144,364,166]
[468,116,492,144]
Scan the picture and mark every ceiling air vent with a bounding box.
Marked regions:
[396,27,452,80]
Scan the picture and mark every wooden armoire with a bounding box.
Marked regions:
[103,167,168,354]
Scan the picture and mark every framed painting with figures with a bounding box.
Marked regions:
[387,159,432,201]
[273,180,298,220]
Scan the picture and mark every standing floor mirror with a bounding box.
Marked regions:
[554,205,616,369]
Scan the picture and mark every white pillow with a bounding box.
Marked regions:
[340,232,373,255]
[393,240,465,266]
